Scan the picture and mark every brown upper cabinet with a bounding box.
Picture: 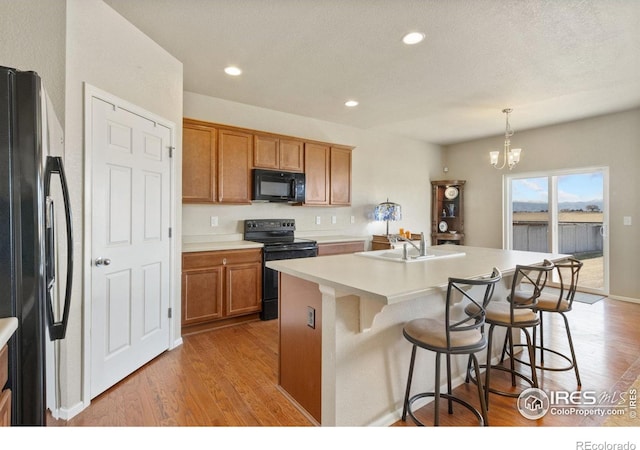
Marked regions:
[254,134,304,172]
[329,147,352,206]
[304,143,330,205]
[183,121,216,203]
[304,143,352,206]
[182,119,252,204]
[182,118,352,206]
[217,128,252,204]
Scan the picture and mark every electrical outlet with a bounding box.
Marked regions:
[210,216,218,227]
[350,215,355,224]
[307,307,315,329]
[623,216,632,226]
[331,215,337,225]
[315,216,321,225]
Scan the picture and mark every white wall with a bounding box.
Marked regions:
[0,0,66,123]
[443,108,640,300]
[183,91,443,243]
[63,0,183,417]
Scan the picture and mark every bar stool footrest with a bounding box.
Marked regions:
[468,363,536,398]
[509,343,576,373]
[406,392,486,426]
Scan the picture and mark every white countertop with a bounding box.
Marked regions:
[0,317,18,348]
[182,240,263,253]
[266,245,569,305]
[182,235,367,252]
[306,235,368,244]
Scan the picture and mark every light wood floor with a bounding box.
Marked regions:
[48,297,640,427]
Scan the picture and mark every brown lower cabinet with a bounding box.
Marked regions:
[0,344,10,426]
[317,240,365,256]
[181,248,262,333]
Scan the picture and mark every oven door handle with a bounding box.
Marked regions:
[263,246,318,253]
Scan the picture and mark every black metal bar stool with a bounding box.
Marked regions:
[401,268,502,426]
[466,260,554,409]
[509,258,584,386]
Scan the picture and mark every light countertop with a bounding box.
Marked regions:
[305,235,367,244]
[182,240,263,253]
[266,245,569,305]
[0,317,18,348]
[182,235,367,253]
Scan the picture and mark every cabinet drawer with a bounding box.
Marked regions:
[0,345,7,389]
[183,249,262,270]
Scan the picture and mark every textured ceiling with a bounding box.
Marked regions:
[104,0,640,145]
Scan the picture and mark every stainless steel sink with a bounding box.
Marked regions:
[355,246,465,263]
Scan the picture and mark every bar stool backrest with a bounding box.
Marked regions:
[550,258,584,311]
[508,260,555,322]
[445,268,502,351]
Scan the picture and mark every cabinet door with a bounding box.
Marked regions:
[183,122,216,203]
[218,129,252,203]
[317,241,364,256]
[330,147,352,205]
[181,267,224,326]
[279,139,304,172]
[0,389,10,427]
[226,262,262,317]
[304,143,330,205]
[253,134,279,170]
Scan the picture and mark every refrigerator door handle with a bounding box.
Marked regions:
[44,156,73,341]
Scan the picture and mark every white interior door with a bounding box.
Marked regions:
[90,96,172,398]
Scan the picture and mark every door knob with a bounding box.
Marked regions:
[95,257,111,267]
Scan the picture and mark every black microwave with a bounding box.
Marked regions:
[252,169,305,203]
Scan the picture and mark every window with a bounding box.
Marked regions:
[504,168,608,294]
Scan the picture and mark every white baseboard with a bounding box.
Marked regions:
[607,295,640,305]
[171,336,184,350]
[49,400,87,422]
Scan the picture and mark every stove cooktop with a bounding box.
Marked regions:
[243,219,317,248]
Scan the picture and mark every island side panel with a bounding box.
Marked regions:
[279,273,322,422]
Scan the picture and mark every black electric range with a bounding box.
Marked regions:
[243,219,318,320]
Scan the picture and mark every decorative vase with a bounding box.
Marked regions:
[447,204,455,217]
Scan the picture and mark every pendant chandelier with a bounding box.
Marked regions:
[489,108,522,170]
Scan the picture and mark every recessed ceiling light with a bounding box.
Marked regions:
[345,100,359,107]
[224,66,242,76]
[402,32,425,45]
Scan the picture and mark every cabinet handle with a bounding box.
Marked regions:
[223,258,227,265]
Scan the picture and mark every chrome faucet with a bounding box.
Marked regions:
[396,232,427,259]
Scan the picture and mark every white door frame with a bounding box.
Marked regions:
[502,166,610,295]
[81,83,179,410]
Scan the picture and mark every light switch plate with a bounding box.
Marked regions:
[331,215,337,224]
[623,216,632,226]
[307,307,315,329]
[315,216,321,225]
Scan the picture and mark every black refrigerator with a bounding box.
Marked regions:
[0,66,73,425]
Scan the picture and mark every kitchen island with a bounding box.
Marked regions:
[266,245,568,426]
